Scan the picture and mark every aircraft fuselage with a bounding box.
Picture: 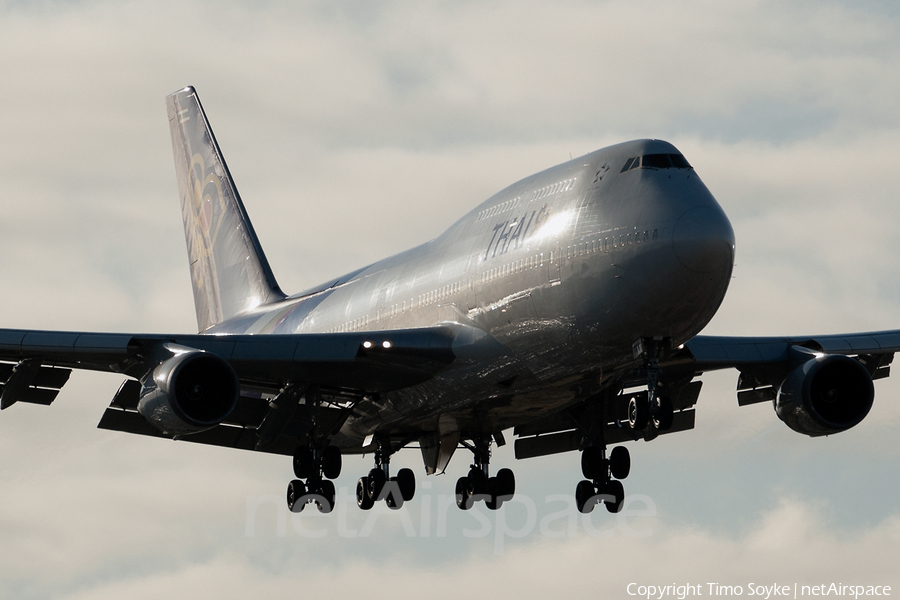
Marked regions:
[208,139,735,444]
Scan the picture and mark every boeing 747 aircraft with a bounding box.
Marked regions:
[1,87,894,514]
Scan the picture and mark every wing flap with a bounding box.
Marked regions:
[514,409,696,460]
[98,403,303,456]
[0,360,72,409]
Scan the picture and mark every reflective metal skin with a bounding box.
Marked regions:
[1,87,895,515]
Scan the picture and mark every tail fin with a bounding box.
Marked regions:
[166,86,286,332]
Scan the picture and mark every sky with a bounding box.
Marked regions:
[1,0,899,598]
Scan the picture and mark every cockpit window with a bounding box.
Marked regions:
[620,156,638,172]
[669,153,692,169]
[621,153,692,173]
[642,154,672,169]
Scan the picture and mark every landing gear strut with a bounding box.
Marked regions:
[455,437,515,510]
[287,444,342,513]
[627,338,675,437]
[356,439,416,510]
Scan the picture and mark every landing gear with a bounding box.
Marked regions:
[356,440,416,510]
[455,437,515,510]
[287,444,342,513]
[629,338,675,436]
[575,444,628,514]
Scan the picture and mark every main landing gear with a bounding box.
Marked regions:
[575,444,629,514]
[287,445,342,513]
[356,440,416,510]
[455,437,516,510]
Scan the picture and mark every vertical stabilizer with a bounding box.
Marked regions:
[166,87,286,332]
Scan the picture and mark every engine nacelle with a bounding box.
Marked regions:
[775,354,874,437]
[137,351,239,436]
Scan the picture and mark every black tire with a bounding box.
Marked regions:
[455,476,471,510]
[605,480,625,513]
[293,447,315,480]
[316,480,335,513]
[322,446,342,480]
[575,480,596,514]
[385,479,404,510]
[609,446,631,480]
[357,477,374,510]
[466,467,487,497]
[496,468,516,498]
[581,446,605,481]
[653,396,674,431]
[485,477,500,510]
[396,467,416,501]
[287,479,307,513]
[628,395,649,431]
[368,468,387,501]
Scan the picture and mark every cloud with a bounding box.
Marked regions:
[42,497,900,599]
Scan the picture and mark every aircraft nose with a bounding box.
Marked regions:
[671,206,735,273]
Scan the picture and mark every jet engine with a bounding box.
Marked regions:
[775,354,874,437]
[137,350,239,436]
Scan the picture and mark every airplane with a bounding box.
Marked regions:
[1,86,894,515]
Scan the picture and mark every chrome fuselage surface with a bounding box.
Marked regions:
[210,139,736,444]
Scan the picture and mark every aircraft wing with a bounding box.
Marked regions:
[514,329,900,461]
[0,324,499,455]
[674,330,898,423]
[682,330,900,371]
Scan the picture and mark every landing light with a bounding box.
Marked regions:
[383,341,392,349]
[363,341,373,349]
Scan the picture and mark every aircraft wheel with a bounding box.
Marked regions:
[368,468,387,501]
[357,477,374,510]
[575,480,596,514]
[385,480,404,510]
[322,446,342,480]
[496,468,516,499]
[466,467,487,497]
[653,396,674,431]
[293,448,315,479]
[605,480,625,514]
[581,446,605,481]
[287,479,307,513]
[609,446,630,480]
[485,477,501,510]
[396,467,416,501]
[628,396,649,431]
[455,476,472,510]
[316,480,335,514]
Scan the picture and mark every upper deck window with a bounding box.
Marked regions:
[621,153,693,173]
